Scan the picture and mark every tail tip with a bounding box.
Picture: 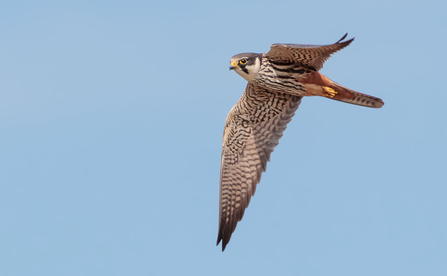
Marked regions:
[373,98,385,108]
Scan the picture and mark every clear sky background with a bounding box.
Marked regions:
[1,1,446,275]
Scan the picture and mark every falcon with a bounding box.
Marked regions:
[217,34,384,251]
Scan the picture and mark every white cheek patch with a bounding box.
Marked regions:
[235,57,261,82]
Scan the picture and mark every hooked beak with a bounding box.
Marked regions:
[229,61,238,70]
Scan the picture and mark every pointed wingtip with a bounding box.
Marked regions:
[216,237,228,252]
[217,217,232,251]
[337,33,348,43]
[336,33,355,44]
[216,232,221,245]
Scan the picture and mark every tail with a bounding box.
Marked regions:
[301,72,384,108]
[325,81,384,108]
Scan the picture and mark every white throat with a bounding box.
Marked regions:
[236,57,261,82]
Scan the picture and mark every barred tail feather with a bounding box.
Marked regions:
[328,82,384,108]
[301,72,384,108]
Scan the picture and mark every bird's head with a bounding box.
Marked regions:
[229,53,262,82]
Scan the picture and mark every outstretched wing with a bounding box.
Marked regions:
[217,82,303,251]
[265,33,354,71]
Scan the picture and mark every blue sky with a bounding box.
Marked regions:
[1,0,446,275]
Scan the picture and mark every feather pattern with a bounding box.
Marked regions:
[265,33,354,71]
[217,82,302,251]
[219,33,384,251]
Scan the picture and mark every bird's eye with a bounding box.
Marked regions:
[239,59,248,65]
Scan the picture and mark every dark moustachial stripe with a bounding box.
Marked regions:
[220,34,384,251]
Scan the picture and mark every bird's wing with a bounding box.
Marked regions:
[217,82,303,251]
[265,33,354,71]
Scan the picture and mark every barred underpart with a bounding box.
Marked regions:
[218,33,384,251]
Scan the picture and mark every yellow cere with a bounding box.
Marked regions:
[323,87,338,98]
[231,61,238,67]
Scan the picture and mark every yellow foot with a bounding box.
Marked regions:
[323,86,338,98]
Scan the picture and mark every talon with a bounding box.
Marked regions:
[323,86,338,98]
